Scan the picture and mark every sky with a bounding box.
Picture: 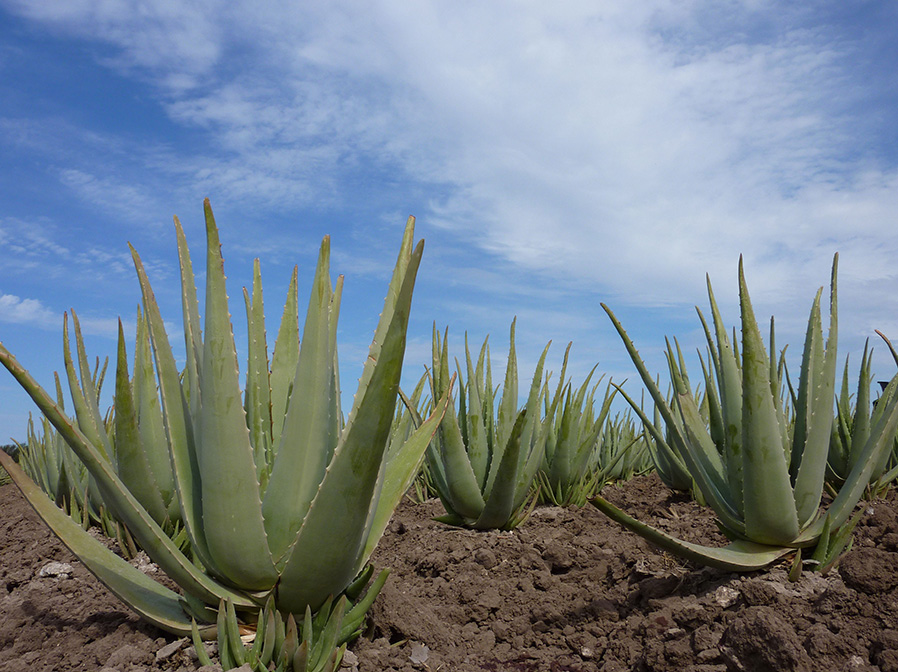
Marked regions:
[1,1,897,442]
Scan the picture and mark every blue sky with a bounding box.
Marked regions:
[1,1,898,441]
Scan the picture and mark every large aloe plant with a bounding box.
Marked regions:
[593,255,898,570]
[0,200,448,647]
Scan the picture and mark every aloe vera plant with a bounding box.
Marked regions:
[0,200,448,653]
[412,320,560,529]
[593,255,898,570]
[827,343,898,495]
[538,374,618,507]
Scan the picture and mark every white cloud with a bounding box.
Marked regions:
[3,0,224,87]
[0,293,57,328]
[0,293,122,337]
[4,0,897,381]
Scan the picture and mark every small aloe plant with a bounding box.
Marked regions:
[409,319,561,529]
[0,200,449,659]
[537,374,619,507]
[593,255,898,571]
[827,342,898,495]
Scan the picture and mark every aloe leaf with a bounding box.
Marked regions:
[876,330,898,367]
[275,226,424,614]
[674,392,732,499]
[704,279,744,511]
[431,334,485,519]
[113,320,168,525]
[591,494,791,571]
[197,200,277,590]
[696,346,725,450]
[270,266,300,448]
[0,450,209,636]
[339,569,389,643]
[464,334,490,488]
[174,216,203,418]
[474,409,528,529]
[603,306,744,533]
[244,260,274,491]
[514,341,557,505]
[264,238,341,566]
[130,243,223,577]
[848,341,873,474]
[62,313,112,462]
[790,291,823,477]
[792,255,838,526]
[738,258,800,545]
[132,306,178,519]
[496,318,519,453]
[72,312,114,462]
[548,385,576,489]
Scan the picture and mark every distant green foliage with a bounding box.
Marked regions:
[0,444,18,486]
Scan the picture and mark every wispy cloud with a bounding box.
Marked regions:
[0,293,57,328]
[2,0,897,400]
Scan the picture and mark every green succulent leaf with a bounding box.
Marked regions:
[591,493,791,571]
[0,451,210,636]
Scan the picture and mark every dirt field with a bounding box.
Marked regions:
[2,474,898,671]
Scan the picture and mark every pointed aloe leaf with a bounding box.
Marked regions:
[793,255,838,525]
[603,306,744,532]
[704,279,744,510]
[674,391,745,531]
[790,291,823,478]
[431,331,485,519]
[496,318,519,453]
[197,200,276,589]
[130,243,218,577]
[263,238,341,566]
[243,260,273,491]
[591,494,791,571]
[484,329,528,498]
[331,274,346,448]
[739,258,799,545]
[133,306,178,520]
[475,408,528,529]
[0,451,212,636]
[112,320,168,525]
[0,343,255,609]
[174,216,203,418]
[697,346,725,450]
[339,569,389,643]
[270,266,300,448]
[849,341,872,473]
[668,348,726,484]
[71,312,113,461]
[275,222,424,614]
[514,341,561,505]
[877,330,898,367]
[548,385,576,488]
[464,334,490,487]
[62,313,112,462]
